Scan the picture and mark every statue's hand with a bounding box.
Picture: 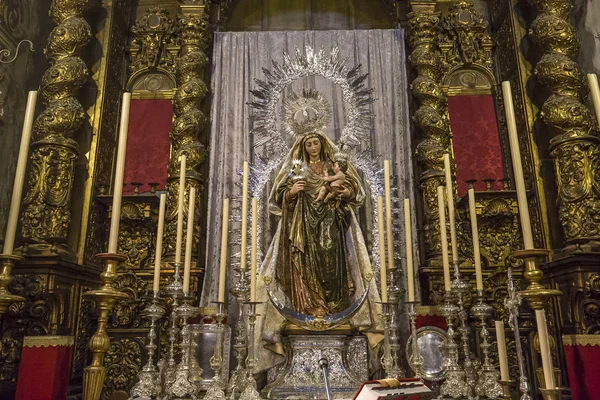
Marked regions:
[289,180,306,196]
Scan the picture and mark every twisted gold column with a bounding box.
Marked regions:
[164,1,211,259]
[20,0,92,252]
[529,0,600,248]
[407,3,451,262]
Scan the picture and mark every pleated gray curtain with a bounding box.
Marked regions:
[201,30,416,313]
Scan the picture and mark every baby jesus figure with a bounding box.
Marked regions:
[316,159,348,203]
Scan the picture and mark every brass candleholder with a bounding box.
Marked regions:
[82,253,130,400]
[512,249,562,400]
[0,254,25,315]
[498,380,512,400]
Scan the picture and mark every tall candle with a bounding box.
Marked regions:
[377,196,388,302]
[183,187,196,295]
[443,154,458,263]
[468,188,484,291]
[437,186,451,292]
[153,194,167,293]
[240,161,249,270]
[108,92,131,254]
[502,81,534,249]
[535,309,556,389]
[218,198,230,303]
[588,74,600,127]
[495,320,509,381]
[175,155,187,263]
[404,198,415,302]
[250,198,258,302]
[3,91,37,255]
[384,160,394,272]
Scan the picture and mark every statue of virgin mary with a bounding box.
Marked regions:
[254,91,384,371]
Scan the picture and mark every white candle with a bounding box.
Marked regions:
[377,196,387,302]
[153,194,166,293]
[468,188,484,291]
[437,186,451,292]
[502,81,534,249]
[250,198,258,302]
[495,320,510,381]
[108,92,131,254]
[384,160,394,272]
[218,198,230,303]
[443,154,458,263]
[3,91,37,255]
[588,74,600,127]
[175,155,186,263]
[240,161,249,270]
[404,198,415,302]
[183,187,196,295]
[535,309,556,389]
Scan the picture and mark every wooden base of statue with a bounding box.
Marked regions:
[262,323,368,399]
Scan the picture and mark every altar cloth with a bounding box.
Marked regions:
[562,334,600,400]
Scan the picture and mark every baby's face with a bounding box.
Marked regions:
[333,162,340,172]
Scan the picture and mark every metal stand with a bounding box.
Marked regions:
[406,301,424,378]
[380,301,395,378]
[204,302,227,400]
[161,263,184,392]
[439,289,464,398]
[386,266,406,378]
[239,301,262,400]
[319,358,333,400]
[130,292,166,399]
[228,268,250,399]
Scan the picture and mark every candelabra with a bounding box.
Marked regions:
[439,289,463,398]
[386,266,406,378]
[239,301,262,400]
[204,302,227,399]
[130,292,166,400]
[0,255,25,316]
[471,290,503,399]
[160,264,184,387]
[406,301,423,378]
[82,253,130,400]
[228,267,250,399]
[380,301,395,377]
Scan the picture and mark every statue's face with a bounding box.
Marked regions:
[304,136,322,159]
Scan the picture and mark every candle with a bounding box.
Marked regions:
[495,320,509,381]
[153,194,166,293]
[108,92,131,254]
[377,196,387,302]
[437,186,451,292]
[250,198,258,302]
[384,160,394,272]
[502,81,534,249]
[535,309,556,389]
[443,154,458,263]
[588,74,600,127]
[218,198,230,303]
[404,198,415,302]
[183,187,196,295]
[175,155,187,263]
[240,161,249,270]
[468,188,483,291]
[3,91,37,255]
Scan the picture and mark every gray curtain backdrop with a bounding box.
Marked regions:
[201,30,417,315]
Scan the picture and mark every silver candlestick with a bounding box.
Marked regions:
[406,301,424,378]
[204,302,227,399]
[387,266,406,378]
[130,292,166,400]
[439,289,465,398]
[471,289,503,399]
[240,301,262,400]
[228,267,250,399]
[160,263,185,392]
[380,301,395,378]
[505,266,531,400]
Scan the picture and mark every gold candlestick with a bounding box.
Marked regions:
[82,253,129,400]
[0,254,25,315]
[498,380,512,400]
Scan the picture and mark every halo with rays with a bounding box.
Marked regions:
[249,46,375,153]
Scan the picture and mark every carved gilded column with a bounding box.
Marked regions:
[408,3,451,265]
[163,2,210,260]
[529,0,600,248]
[20,0,92,251]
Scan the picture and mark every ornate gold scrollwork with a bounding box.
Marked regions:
[163,4,210,258]
[20,0,92,251]
[408,7,452,261]
[528,0,600,247]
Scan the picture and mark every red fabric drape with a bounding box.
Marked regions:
[563,338,600,399]
[448,95,504,196]
[123,99,173,195]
